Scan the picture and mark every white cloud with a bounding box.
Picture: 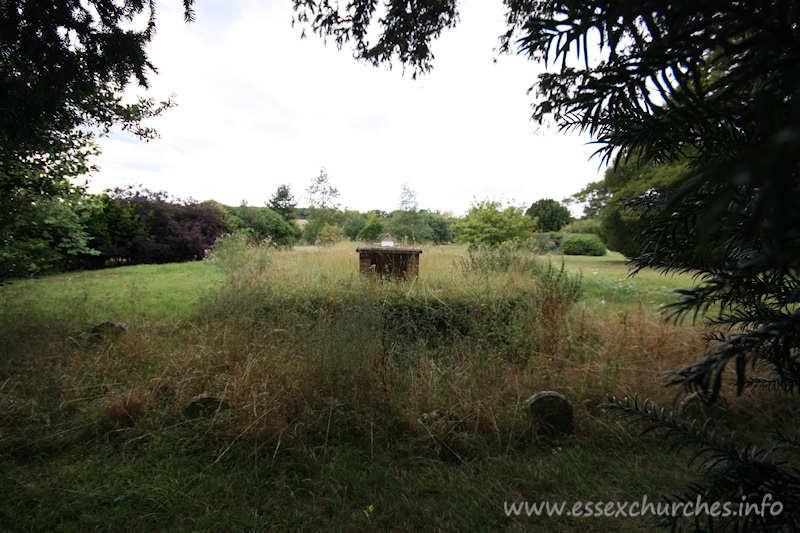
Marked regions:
[89,0,606,216]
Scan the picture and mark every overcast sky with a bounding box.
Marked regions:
[90,0,606,216]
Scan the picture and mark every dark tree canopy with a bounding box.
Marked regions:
[517,3,800,529]
[1,0,195,280]
[0,0,195,164]
[268,184,297,224]
[525,198,571,232]
[75,188,230,267]
[115,188,229,264]
[292,0,459,77]
[568,155,690,257]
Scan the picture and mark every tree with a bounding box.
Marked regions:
[303,168,345,243]
[513,3,800,530]
[398,182,418,211]
[72,188,230,266]
[565,180,609,219]
[1,1,194,280]
[568,156,691,257]
[381,183,452,244]
[77,193,141,269]
[453,200,534,246]
[357,215,386,242]
[305,168,340,210]
[384,183,431,243]
[420,210,454,244]
[293,1,800,529]
[114,189,229,264]
[385,210,435,243]
[236,204,300,246]
[525,199,571,232]
[342,211,367,240]
[268,184,297,224]
[1,181,99,279]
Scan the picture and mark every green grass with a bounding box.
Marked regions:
[1,241,795,531]
[555,251,697,308]
[1,261,224,323]
[0,423,691,531]
[0,246,690,324]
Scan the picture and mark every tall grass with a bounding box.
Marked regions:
[0,239,719,448]
[180,237,713,451]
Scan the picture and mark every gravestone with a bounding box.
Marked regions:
[90,321,128,342]
[678,391,729,420]
[525,390,574,436]
[183,394,230,420]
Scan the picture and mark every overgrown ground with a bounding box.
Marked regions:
[1,241,795,531]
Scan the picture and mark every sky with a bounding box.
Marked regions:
[90,0,606,216]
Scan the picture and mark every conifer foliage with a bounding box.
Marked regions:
[516,3,800,529]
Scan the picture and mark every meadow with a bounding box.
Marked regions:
[1,241,795,531]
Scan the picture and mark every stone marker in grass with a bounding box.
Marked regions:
[89,321,128,342]
[525,391,574,436]
[183,394,230,420]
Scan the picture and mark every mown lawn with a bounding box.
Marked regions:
[556,251,696,308]
[1,260,224,323]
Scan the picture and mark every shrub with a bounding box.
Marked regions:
[317,224,344,245]
[461,242,530,273]
[1,184,97,279]
[235,205,300,245]
[97,188,232,265]
[528,233,556,254]
[357,216,385,242]
[561,217,602,236]
[547,232,564,247]
[453,200,534,246]
[560,233,606,256]
[303,207,345,243]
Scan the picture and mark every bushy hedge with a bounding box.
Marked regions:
[233,204,301,245]
[560,233,606,256]
[561,217,602,236]
[79,188,232,268]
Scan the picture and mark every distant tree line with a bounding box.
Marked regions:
[2,165,605,281]
[299,172,455,246]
